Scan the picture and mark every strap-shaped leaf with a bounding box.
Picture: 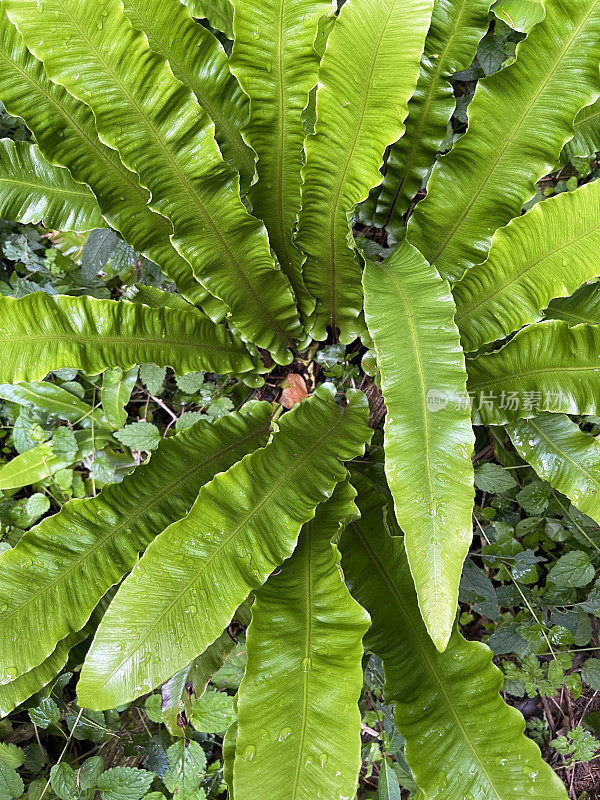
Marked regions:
[0,430,112,491]
[545,281,600,325]
[564,98,600,160]
[0,631,86,716]
[467,320,600,424]
[234,483,369,800]
[0,139,103,232]
[0,405,271,682]
[0,9,209,310]
[5,0,302,363]
[507,413,600,525]
[77,384,371,709]
[373,0,491,234]
[409,0,600,282]
[122,0,254,187]
[339,480,568,800]
[454,179,600,352]
[161,602,251,737]
[184,0,235,37]
[296,0,434,342]
[363,241,474,651]
[0,382,105,427]
[0,293,256,383]
[230,0,330,315]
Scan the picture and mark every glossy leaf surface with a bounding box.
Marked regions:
[454,179,600,352]
[0,293,257,383]
[5,0,301,362]
[373,0,491,234]
[409,0,600,281]
[0,382,105,427]
[507,413,600,525]
[122,0,254,186]
[340,480,568,800]
[234,483,369,800]
[297,0,434,341]
[230,0,330,314]
[0,139,103,232]
[78,385,371,709]
[545,282,600,325]
[0,9,209,309]
[363,241,474,651]
[467,321,600,424]
[0,406,271,680]
[564,98,600,159]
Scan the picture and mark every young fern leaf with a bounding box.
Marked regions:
[296,0,434,342]
[409,0,600,282]
[230,0,331,316]
[363,240,474,651]
[545,281,600,325]
[340,479,568,800]
[0,294,257,383]
[0,405,272,681]
[467,321,600,424]
[5,0,302,363]
[0,9,211,311]
[453,179,600,352]
[507,413,600,526]
[373,0,492,235]
[121,0,255,188]
[0,139,104,232]
[77,385,371,709]
[234,482,369,800]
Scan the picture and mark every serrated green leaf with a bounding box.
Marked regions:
[0,404,271,680]
[5,0,302,362]
[0,139,104,232]
[582,658,600,690]
[378,759,401,800]
[516,480,551,516]
[0,764,22,800]
[190,692,236,734]
[122,0,254,187]
[50,764,77,800]
[0,746,23,770]
[115,422,161,453]
[233,483,368,800]
[79,757,104,792]
[454,179,600,352]
[296,0,434,341]
[29,698,60,730]
[409,0,600,281]
[163,742,206,799]
[78,385,371,709]
[97,767,153,800]
[373,0,491,233]
[0,293,256,383]
[340,478,568,800]
[547,550,595,588]
[51,428,78,463]
[474,463,517,494]
[363,241,474,651]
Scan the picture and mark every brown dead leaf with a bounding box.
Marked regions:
[280,373,308,409]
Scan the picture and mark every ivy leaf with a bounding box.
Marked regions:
[115,422,161,452]
[163,741,206,799]
[190,691,236,733]
[547,551,595,588]
[139,364,166,396]
[29,698,60,729]
[50,763,77,800]
[97,767,154,800]
[0,763,23,800]
[474,463,517,494]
